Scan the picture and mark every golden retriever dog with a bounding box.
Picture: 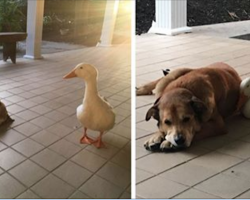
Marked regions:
[136,62,247,151]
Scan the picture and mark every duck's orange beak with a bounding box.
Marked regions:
[63,69,77,79]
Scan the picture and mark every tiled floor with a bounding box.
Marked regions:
[0,43,131,199]
[136,32,250,199]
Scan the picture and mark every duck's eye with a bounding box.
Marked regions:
[80,67,83,69]
[165,119,172,125]
[247,85,249,88]
[183,117,190,123]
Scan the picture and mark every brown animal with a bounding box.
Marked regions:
[0,100,14,126]
[136,62,247,151]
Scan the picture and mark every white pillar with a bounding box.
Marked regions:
[24,0,44,59]
[97,0,119,47]
[149,0,192,36]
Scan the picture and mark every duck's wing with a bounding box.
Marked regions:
[100,96,113,109]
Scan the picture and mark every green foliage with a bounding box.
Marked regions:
[0,0,26,32]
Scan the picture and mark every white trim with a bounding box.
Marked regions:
[149,26,192,36]
[23,55,44,60]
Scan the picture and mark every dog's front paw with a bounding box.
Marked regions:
[160,140,176,151]
[136,86,153,96]
[144,133,164,151]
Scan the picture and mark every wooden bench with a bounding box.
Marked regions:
[0,32,27,64]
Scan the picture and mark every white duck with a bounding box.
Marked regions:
[63,63,115,148]
[239,77,250,119]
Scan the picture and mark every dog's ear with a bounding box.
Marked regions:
[145,97,161,121]
[190,96,207,120]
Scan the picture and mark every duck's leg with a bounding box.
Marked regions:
[80,127,94,144]
[92,131,106,148]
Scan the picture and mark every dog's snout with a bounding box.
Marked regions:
[174,133,185,145]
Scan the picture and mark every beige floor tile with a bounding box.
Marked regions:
[0,148,25,170]
[60,115,82,128]
[111,150,131,170]
[29,104,52,115]
[71,149,106,172]
[7,104,26,114]
[223,161,250,181]
[8,88,25,95]
[136,168,154,184]
[8,115,26,127]
[97,162,130,189]
[79,175,123,199]
[31,174,75,198]
[9,159,48,187]
[56,105,76,116]
[14,122,42,137]
[0,142,7,152]
[160,162,217,186]
[137,176,188,199]
[136,128,151,139]
[44,110,68,122]
[15,110,39,121]
[0,91,13,98]
[86,144,119,159]
[69,190,90,199]
[217,141,250,159]
[111,124,131,139]
[136,145,151,158]
[31,149,66,171]
[189,151,242,172]
[136,120,158,133]
[0,173,26,198]
[65,130,88,147]
[103,132,129,148]
[17,100,38,109]
[120,191,131,199]
[53,161,92,188]
[46,123,73,138]
[18,91,37,99]
[31,130,60,146]
[30,116,55,128]
[12,138,44,157]
[49,139,81,158]
[236,189,250,198]
[173,188,221,199]
[195,173,250,198]
[17,190,40,199]
[29,96,49,104]
[0,129,25,146]
[197,135,233,150]
[137,152,192,174]
[0,168,3,176]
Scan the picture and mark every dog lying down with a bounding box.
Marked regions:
[136,62,247,152]
[0,100,14,126]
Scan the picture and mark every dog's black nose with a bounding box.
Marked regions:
[174,133,185,145]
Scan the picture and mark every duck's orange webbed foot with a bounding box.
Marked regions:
[80,135,94,144]
[92,132,106,148]
[92,139,106,148]
[80,127,94,144]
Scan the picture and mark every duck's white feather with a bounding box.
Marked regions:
[77,96,115,131]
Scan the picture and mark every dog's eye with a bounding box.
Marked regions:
[80,67,83,69]
[183,117,190,123]
[164,119,172,125]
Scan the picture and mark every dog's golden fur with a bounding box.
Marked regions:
[137,62,246,151]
